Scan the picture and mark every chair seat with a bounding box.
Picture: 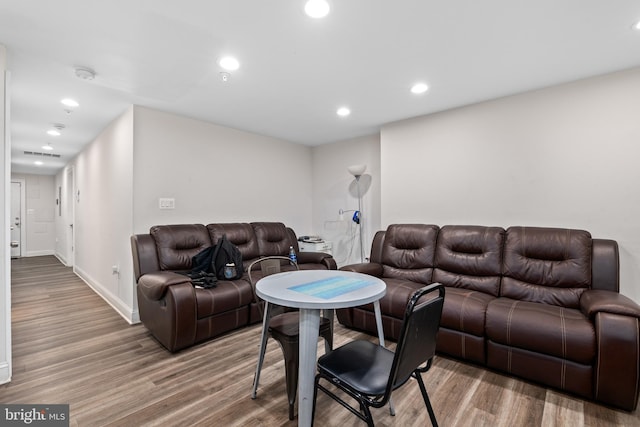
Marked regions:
[269,311,332,338]
[318,340,393,396]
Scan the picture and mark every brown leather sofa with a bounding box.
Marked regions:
[337,224,640,411]
[131,222,336,352]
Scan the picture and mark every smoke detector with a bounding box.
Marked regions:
[47,123,65,136]
[74,67,96,80]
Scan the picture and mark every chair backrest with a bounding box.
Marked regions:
[247,256,299,318]
[389,283,445,393]
[247,256,299,287]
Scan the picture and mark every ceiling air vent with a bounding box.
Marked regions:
[24,151,61,158]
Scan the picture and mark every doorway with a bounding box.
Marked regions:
[10,179,25,258]
[64,167,74,267]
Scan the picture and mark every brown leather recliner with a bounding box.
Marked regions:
[337,224,640,411]
[131,222,336,352]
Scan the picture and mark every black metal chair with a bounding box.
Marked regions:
[249,256,333,420]
[312,283,445,427]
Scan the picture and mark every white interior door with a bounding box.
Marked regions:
[10,181,22,257]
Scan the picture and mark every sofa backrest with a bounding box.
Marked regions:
[132,222,323,279]
[379,224,439,285]
[207,223,260,268]
[252,222,293,258]
[371,224,614,307]
[433,225,505,297]
[369,230,386,264]
[150,224,212,271]
[502,226,592,308]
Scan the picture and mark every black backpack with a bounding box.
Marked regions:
[178,246,217,289]
[212,234,244,280]
[191,246,215,274]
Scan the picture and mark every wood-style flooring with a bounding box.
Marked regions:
[1,256,639,426]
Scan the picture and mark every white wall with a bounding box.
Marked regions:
[10,173,56,256]
[311,134,380,266]
[65,107,135,322]
[131,106,313,234]
[1,44,11,384]
[381,67,640,303]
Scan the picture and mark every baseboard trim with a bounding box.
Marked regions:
[0,361,11,385]
[54,252,69,267]
[73,266,139,325]
[25,250,55,257]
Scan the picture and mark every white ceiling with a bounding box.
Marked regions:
[2,0,639,175]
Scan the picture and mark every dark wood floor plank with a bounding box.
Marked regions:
[1,256,639,426]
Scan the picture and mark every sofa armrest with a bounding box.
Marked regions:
[580,289,640,319]
[592,311,640,410]
[137,281,197,352]
[581,289,640,410]
[297,251,337,270]
[339,262,384,277]
[138,271,192,301]
[131,234,160,281]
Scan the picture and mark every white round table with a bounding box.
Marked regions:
[256,270,387,427]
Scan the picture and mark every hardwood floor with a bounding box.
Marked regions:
[1,256,639,426]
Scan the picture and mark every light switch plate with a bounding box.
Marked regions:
[159,198,175,209]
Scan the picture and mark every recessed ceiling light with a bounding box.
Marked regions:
[34,161,43,166]
[305,0,330,18]
[634,20,640,30]
[61,98,79,108]
[42,144,54,151]
[337,107,351,117]
[218,56,240,71]
[410,82,429,94]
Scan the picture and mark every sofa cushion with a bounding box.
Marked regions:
[486,298,596,365]
[502,227,592,308]
[150,224,212,271]
[195,279,255,319]
[380,224,438,285]
[433,225,505,297]
[206,223,260,268]
[441,287,494,337]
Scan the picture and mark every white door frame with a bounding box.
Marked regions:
[10,178,25,258]
[65,166,75,268]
